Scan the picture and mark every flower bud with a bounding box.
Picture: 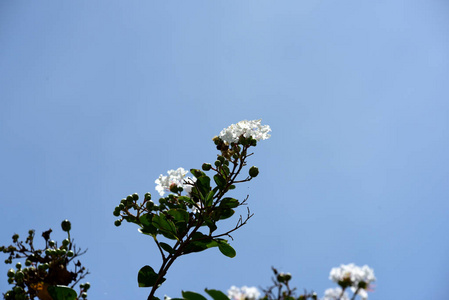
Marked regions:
[67,250,74,257]
[12,234,19,242]
[214,160,221,167]
[15,262,21,270]
[249,166,259,177]
[114,220,122,227]
[62,239,70,247]
[83,282,91,291]
[202,163,212,171]
[25,260,31,267]
[144,193,152,201]
[14,271,24,280]
[49,240,55,247]
[250,139,257,147]
[146,200,154,210]
[132,193,139,200]
[7,269,14,277]
[212,136,220,145]
[169,183,178,194]
[61,220,71,232]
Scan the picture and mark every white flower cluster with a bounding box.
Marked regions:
[227,286,261,300]
[329,263,376,286]
[322,288,349,300]
[155,167,196,197]
[328,264,375,300]
[219,119,271,144]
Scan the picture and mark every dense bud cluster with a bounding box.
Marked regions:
[0,220,90,300]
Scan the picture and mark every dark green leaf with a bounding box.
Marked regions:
[217,240,236,258]
[182,233,218,254]
[182,291,208,300]
[139,214,158,235]
[153,214,177,236]
[205,190,215,207]
[213,174,226,189]
[138,265,165,287]
[179,196,196,206]
[167,209,189,223]
[205,219,217,233]
[220,198,239,208]
[220,164,230,177]
[47,285,77,300]
[196,176,211,199]
[205,289,230,300]
[190,169,206,178]
[160,242,175,254]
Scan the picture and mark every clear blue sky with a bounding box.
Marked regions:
[1,1,449,299]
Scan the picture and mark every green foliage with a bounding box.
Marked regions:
[47,285,77,300]
[205,289,230,300]
[138,265,166,288]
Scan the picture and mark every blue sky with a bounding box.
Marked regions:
[1,1,449,299]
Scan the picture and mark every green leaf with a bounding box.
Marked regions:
[139,214,158,235]
[138,265,166,287]
[205,218,217,233]
[220,164,230,177]
[179,196,196,206]
[213,174,227,189]
[167,209,189,223]
[205,190,215,207]
[205,289,230,300]
[47,285,77,300]
[190,169,206,178]
[153,214,177,236]
[182,291,208,300]
[218,208,235,220]
[160,242,175,254]
[217,240,236,258]
[220,198,239,208]
[212,208,235,221]
[182,232,218,254]
[196,176,211,199]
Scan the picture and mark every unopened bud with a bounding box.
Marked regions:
[249,166,259,177]
[61,220,71,232]
[202,163,212,171]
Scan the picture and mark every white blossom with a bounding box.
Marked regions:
[155,167,195,197]
[219,119,271,144]
[322,288,349,300]
[227,286,260,300]
[329,263,375,298]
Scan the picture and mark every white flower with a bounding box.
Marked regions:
[155,167,196,197]
[227,286,260,300]
[322,288,349,300]
[329,264,376,292]
[219,119,271,144]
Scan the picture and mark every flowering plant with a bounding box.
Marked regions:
[113,119,271,300]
